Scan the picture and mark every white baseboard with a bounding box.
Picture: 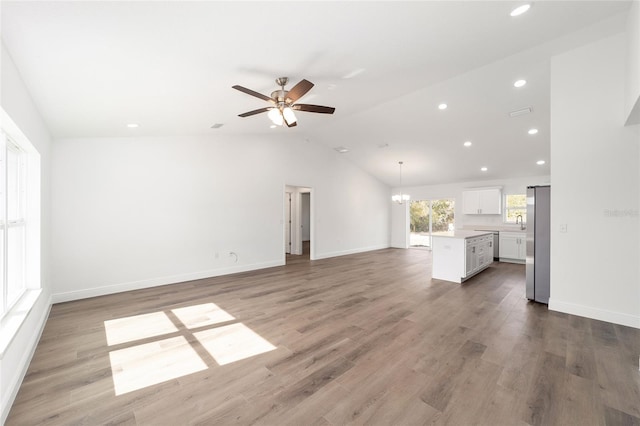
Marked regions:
[52,260,285,303]
[549,299,640,329]
[313,244,390,260]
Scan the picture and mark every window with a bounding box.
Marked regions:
[4,137,27,311]
[504,194,526,224]
[410,199,455,248]
[0,109,40,321]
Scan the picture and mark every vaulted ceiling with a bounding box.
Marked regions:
[1,1,632,186]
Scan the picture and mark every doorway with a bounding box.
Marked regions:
[284,185,312,263]
[410,199,455,248]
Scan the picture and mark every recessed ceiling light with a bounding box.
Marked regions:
[210,123,224,129]
[438,103,448,110]
[514,79,527,88]
[528,128,539,135]
[464,141,472,147]
[126,123,139,128]
[334,146,349,153]
[536,160,546,165]
[481,167,488,172]
[510,4,531,17]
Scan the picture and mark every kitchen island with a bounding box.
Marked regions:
[432,230,494,283]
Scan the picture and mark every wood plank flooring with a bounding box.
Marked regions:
[7,248,640,425]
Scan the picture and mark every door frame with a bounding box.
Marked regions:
[284,185,314,261]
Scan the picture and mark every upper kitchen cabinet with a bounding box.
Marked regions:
[462,188,502,215]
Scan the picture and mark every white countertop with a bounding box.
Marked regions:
[431,230,494,239]
[464,225,527,232]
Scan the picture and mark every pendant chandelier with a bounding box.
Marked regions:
[392,161,410,204]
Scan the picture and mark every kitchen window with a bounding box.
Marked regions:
[504,194,526,224]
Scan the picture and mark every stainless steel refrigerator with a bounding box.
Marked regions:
[526,185,550,304]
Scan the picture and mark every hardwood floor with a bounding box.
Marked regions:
[7,248,640,425]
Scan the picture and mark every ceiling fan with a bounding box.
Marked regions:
[232,77,335,127]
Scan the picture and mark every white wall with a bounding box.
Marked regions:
[0,42,53,422]
[51,133,390,302]
[390,175,550,240]
[550,32,640,328]
[625,1,640,125]
[390,202,409,248]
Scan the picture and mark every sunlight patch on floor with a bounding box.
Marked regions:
[104,311,178,346]
[171,303,235,329]
[109,336,207,395]
[194,323,277,365]
[104,304,277,396]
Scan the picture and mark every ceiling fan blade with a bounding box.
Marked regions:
[238,107,272,117]
[292,104,336,114]
[232,85,275,104]
[285,79,314,103]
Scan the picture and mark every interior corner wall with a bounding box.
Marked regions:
[0,41,53,422]
[51,133,390,302]
[550,32,640,329]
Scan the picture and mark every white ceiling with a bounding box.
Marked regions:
[0,1,633,186]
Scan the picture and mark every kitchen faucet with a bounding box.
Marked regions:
[516,214,525,230]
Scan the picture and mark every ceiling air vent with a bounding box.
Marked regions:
[509,107,532,118]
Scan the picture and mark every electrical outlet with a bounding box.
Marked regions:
[559,224,568,233]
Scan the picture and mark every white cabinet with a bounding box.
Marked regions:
[464,234,493,278]
[462,188,502,215]
[465,240,478,276]
[499,232,526,263]
[432,232,494,283]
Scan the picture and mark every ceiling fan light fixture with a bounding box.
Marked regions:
[268,108,283,126]
[233,77,334,128]
[282,107,297,126]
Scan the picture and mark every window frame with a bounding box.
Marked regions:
[0,109,40,322]
[503,193,527,224]
[3,136,28,312]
